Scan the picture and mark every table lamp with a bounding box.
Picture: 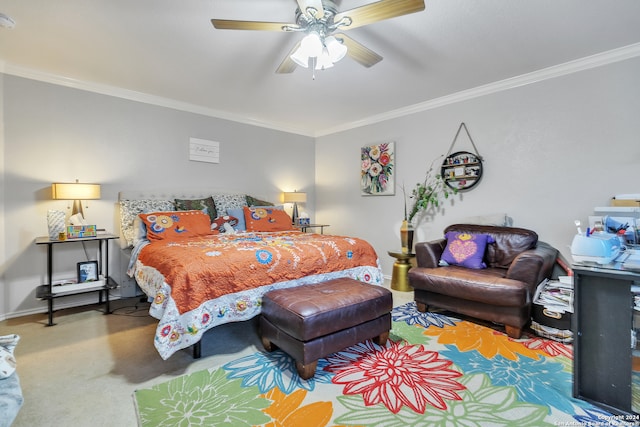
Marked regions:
[282,191,307,225]
[51,179,101,218]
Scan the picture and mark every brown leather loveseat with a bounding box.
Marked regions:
[408,224,558,338]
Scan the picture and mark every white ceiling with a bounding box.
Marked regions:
[1,0,640,136]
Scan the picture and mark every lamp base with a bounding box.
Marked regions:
[71,199,85,217]
[291,202,299,225]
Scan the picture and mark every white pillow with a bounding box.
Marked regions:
[132,216,148,247]
[0,334,19,379]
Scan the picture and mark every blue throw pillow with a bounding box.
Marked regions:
[226,208,246,231]
[440,232,495,269]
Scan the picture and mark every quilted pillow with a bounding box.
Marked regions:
[213,194,248,216]
[174,197,217,223]
[119,199,175,247]
[440,232,495,269]
[139,210,212,241]
[211,215,239,234]
[244,206,294,232]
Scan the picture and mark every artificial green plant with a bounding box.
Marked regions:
[404,155,458,223]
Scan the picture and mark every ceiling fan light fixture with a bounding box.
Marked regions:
[315,48,334,70]
[210,0,426,74]
[290,47,310,68]
[325,36,347,62]
[299,32,323,57]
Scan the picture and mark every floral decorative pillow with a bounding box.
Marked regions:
[139,210,212,241]
[211,215,239,234]
[244,206,294,232]
[174,197,217,223]
[213,194,248,216]
[440,232,495,269]
[231,205,284,232]
[119,199,175,247]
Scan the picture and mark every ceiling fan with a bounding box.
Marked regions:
[211,0,426,73]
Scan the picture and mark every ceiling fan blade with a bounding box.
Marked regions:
[337,34,383,67]
[334,0,425,30]
[211,19,300,32]
[296,0,325,19]
[276,41,302,74]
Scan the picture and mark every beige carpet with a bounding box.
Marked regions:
[0,284,412,427]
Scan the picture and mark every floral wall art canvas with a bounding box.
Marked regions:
[361,142,395,196]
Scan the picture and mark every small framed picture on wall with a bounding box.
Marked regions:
[77,261,99,283]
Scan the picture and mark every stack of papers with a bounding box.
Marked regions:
[631,285,640,311]
[534,279,574,314]
[623,250,640,272]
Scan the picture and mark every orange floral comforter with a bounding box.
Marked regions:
[132,230,382,359]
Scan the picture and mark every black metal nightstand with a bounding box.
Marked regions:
[35,233,119,326]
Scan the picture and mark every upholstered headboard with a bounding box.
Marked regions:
[118,189,240,201]
[116,189,274,249]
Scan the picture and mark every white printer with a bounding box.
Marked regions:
[571,232,622,264]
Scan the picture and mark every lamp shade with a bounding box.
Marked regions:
[290,47,310,68]
[315,48,334,70]
[282,191,307,203]
[51,182,100,200]
[51,182,101,200]
[325,36,347,62]
[299,32,323,58]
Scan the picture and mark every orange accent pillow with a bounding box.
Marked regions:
[139,210,212,241]
[244,206,294,232]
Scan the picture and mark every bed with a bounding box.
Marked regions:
[118,190,383,360]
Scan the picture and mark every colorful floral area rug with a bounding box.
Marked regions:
[134,302,621,427]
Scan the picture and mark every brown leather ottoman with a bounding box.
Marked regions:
[260,278,392,379]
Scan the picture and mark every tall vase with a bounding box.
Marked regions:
[47,210,66,240]
[400,220,415,254]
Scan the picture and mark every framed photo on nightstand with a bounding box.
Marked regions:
[77,261,99,283]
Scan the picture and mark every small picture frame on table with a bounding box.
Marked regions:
[297,217,310,226]
[77,261,99,283]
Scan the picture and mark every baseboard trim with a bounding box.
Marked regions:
[1,294,124,321]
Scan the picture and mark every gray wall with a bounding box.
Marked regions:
[316,57,640,276]
[0,73,6,318]
[2,55,639,319]
[1,76,314,319]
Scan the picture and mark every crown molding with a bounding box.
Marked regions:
[3,42,639,139]
[1,64,316,137]
[315,42,640,137]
